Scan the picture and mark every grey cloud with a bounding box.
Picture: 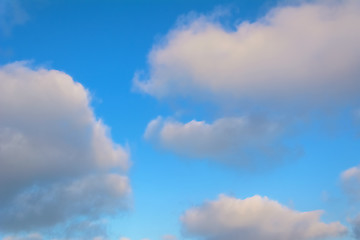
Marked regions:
[145,116,298,169]
[352,215,360,240]
[0,62,130,235]
[0,174,130,232]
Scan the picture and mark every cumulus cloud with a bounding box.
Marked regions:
[340,165,360,201]
[0,0,28,36]
[181,194,347,240]
[145,116,297,169]
[0,62,130,234]
[134,0,360,111]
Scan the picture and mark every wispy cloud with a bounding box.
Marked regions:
[0,0,28,36]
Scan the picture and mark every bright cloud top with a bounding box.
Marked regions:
[134,0,360,109]
[145,116,295,169]
[0,62,130,233]
[181,194,347,240]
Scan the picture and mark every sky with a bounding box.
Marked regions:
[0,0,360,240]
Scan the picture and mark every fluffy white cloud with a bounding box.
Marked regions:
[134,0,360,111]
[340,165,360,201]
[145,116,296,168]
[0,62,130,233]
[181,195,347,240]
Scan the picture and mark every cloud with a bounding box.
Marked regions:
[181,194,347,240]
[3,233,43,240]
[162,235,177,240]
[340,165,360,201]
[134,0,360,111]
[145,116,297,169]
[352,214,360,240]
[0,0,28,36]
[0,62,130,234]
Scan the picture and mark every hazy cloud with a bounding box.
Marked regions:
[3,233,43,240]
[0,62,130,234]
[352,214,360,240]
[162,235,177,240]
[181,194,347,240]
[0,0,28,36]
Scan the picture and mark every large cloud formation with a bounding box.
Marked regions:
[181,195,347,240]
[134,0,360,110]
[145,116,295,169]
[0,62,130,235]
[137,0,360,168]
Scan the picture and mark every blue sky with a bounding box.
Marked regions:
[1,0,360,240]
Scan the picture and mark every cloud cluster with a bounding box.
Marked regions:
[134,0,360,111]
[181,194,347,240]
[0,62,130,235]
[136,0,360,169]
[145,116,295,169]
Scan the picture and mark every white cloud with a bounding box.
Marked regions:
[181,194,347,240]
[145,116,296,169]
[134,0,360,111]
[340,165,360,201]
[0,62,130,233]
